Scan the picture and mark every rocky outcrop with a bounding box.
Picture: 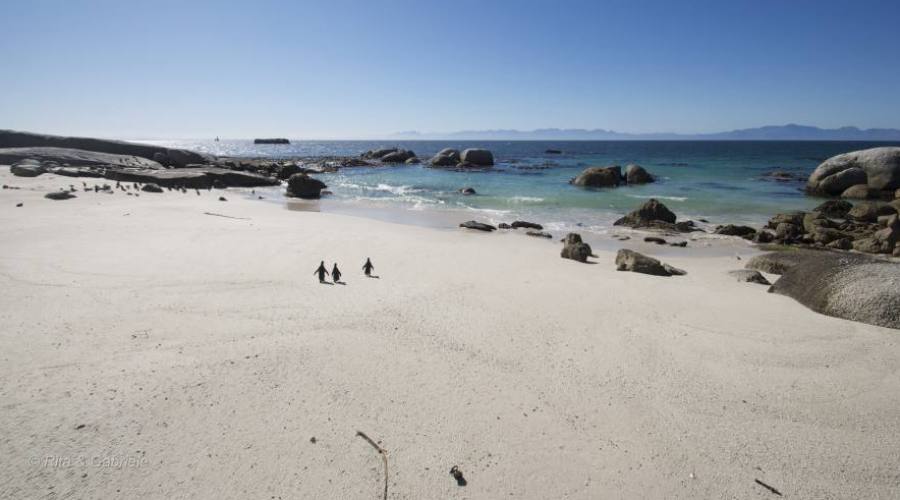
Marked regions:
[361,147,399,160]
[852,214,899,254]
[285,173,327,199]
[570,166,622,188]
[460,149,494,166]
[624,164,654,184]
[615,249,685,276]
[767,251,900,329]
[0,147,164,169]
[560,233,593,263]
[106,167,278,189]
[813,200,852,218]
[459,221,496,232]
[613,198,678,229]
[807,147,900,197]
[728,270,771,285]
[847,202,894,222]
[430,148,461,167]
[0,129,208,167]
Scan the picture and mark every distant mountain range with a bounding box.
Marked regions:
[391,124,900,141]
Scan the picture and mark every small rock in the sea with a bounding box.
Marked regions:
[526,230,552,239]
[218,196,227,201]
[45,191,76,200]
[644,236,667,245]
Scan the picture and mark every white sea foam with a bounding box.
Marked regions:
[508,196,545,203]
[625,194,688,202]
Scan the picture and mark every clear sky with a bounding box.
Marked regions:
[1,0,898,139]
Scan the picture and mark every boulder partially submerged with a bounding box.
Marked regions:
[570,166,622,188]
[460,148,494,166]
[765,251,900,329]
[430,148,461,167]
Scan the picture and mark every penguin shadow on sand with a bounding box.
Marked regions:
[362,257,380,279]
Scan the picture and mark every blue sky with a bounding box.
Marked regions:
[1,0,898,139]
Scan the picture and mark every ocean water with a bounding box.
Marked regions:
[143,139,900,231]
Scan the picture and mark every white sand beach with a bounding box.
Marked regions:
[2,170,900,499]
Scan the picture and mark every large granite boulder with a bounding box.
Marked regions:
[615,249,685,276]
[847,202,894,222]
[744,251,812,275]
[570,166,622,188]
[430,148,461,167]
[613,198,677,228]
[807,147,900,196]
[460,148,494,166]
[841,184,874,199]
[767,251,900,329]
[286,173,327,199]
[624,164,654,184]
[361,147,399,160]
[0,129,207,167]
[560,233,593,263]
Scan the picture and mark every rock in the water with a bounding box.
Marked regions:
[807,147,900,196]
[459,220,496,232]
[841,184,874,199]
[768,251,900,329]
[44,191,76,200]
[624,164,654,184]
[614,198,677,228]
[430,148,461,167]
[286,173,327,199]
[10,160,46,177]
[140,183,164,193]
[526,230,552,238]
[380,149,416,163]
[570,166,622,188]
[615,249,685,276]
[813,200,852,218]
[458,187,477,195]
[511,221,543,230]
[0,129,208,167]
[361,147,398,160]
[728,270,771,285]
[560,233,593,263]
[715,224,756,237]
[405,157,421,164]
[460,148,494,166]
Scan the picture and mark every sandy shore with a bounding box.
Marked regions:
[2,170,900,499]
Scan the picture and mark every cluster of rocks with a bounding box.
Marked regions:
[570,164,654,188]
[361,147,420,164]
[759,199,900,256]
[429,148,494,168]
[806,146,900,200]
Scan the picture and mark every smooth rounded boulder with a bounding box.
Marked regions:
[767,251,900,329]
[807,147,900,196]
[430,148,461,167]
[459,148,494,166]
[613,198,677,228]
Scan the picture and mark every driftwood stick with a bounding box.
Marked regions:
[754,478,783,496]
[356,430,388,500]
[203,212,250,220]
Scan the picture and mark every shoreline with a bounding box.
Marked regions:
[3,168,900,498]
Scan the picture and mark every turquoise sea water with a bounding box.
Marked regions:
[146,140,900,231]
